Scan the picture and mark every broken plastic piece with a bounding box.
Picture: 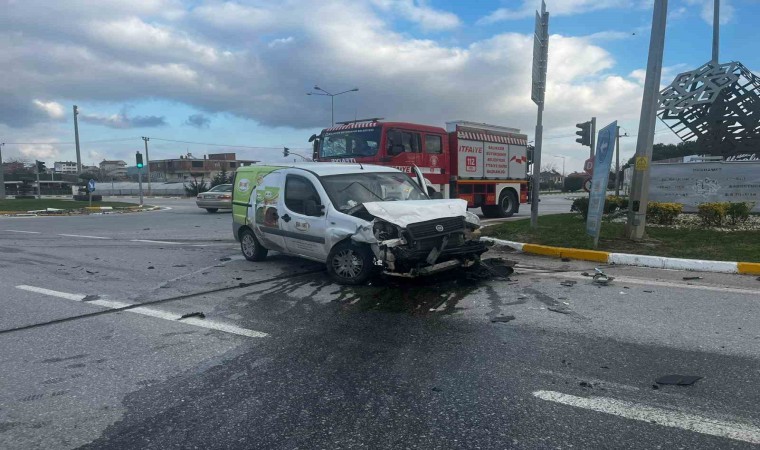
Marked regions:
[560,280,577,287]
[547,306,571,315]
[592,268,614,285]
[491,315,516,323]
[178,312,206,320]
[682,276,703,280]
[655,374,702,386]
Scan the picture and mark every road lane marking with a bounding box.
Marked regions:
[58,234,111,240]
[529,271,760,296]
[13,285,267,339]
[89,299,268,338]
[16,285,86,301]
[4,230,42,234]
[130,239,185,245]
[533,390,760,444]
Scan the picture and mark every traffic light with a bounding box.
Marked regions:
[575,121,591,146]
[283,147,290,157]
[136,151,144,168]
[35,160,46,174]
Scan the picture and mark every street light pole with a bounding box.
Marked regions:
[0,143,5,200]
[142,136,151,196]
[307,86,359,126]
[73,105,82,174]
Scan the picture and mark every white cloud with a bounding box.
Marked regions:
[684,0,734,25]
[371,0,460,31]
[478,0,633,23]
[268,36,294,48]
[19,141,60,159]
[33,100,66,119]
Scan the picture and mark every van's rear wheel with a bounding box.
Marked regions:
[327,241,374,285]
[240,228,268,261]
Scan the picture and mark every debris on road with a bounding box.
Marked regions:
[219,257,232,262]
[592,268,614,286]
[178,312,206,320]
[431,387,443,392]
[173,264,187,268]
[655,374,703,386]
[147,266,155,269]
[581,272,591,277]
[561,258,571,262]
[491,315,516,323]
[81,295,100,302]
[547,306,571,315]
[579,381,593,388]
[643,290,654,293]
[560,280,577,287]
[683,276,703,280]
[652,384,660,390]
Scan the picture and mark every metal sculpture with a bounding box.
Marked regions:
[657,60,760,158]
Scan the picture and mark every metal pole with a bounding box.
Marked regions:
[712,0,719,63]
[142,137,152,196]
[589,117,597,159]
[138,168,144,206]
[73,105,82,174]
[36,171,41,199]
[0,143,5,200]
[331,96,335,126]
[531,104,544,228]
[615,126,621,197]
[626,0,668,240]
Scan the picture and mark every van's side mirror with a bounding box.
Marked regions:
[304,199,324,217]
[430,191,443,199]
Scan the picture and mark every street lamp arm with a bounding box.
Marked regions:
[334,88,359,96]
[307,92,330,96]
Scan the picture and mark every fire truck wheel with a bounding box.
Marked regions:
[489,189,519,218]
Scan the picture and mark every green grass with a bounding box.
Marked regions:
[0,199,141,212]
[482,213,760,263]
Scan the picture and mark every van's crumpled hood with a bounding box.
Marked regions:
[362,199,468,228]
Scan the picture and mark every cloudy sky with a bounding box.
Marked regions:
[1,0,757,172]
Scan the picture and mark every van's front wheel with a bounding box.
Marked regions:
[327,241,374,285]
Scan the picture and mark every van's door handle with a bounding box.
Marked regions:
[282,214,291,222]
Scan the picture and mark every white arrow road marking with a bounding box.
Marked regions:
[533,390,760,444]
[4,230,42,234]
[14,285,268,339]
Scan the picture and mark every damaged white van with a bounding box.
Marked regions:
[231,163,488,285]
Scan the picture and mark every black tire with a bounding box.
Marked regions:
[206,208,218,213]
[481,205,499,218]
[490,189,519,218]
[240,228,268,261]
[326,241,375,285]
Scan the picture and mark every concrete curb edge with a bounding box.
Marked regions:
[482,237,760,275]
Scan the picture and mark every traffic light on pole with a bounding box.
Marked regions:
[283,147,290,157]
[136,151,144,168]
[575,121,591,146]
[36,160,46,174]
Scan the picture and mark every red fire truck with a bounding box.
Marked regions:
[310,119,530,217]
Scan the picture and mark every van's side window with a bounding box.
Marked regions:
[285,175,321,214]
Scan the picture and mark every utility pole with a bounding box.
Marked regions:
[712,0,719,64]
[73,105,82,174]
[142,136,151,196]
[0,142,5,200]
[530,0,550,229]
[626,0,668,240]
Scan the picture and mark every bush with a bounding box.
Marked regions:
[698,202,729,227]
[563,177,584,192]
[647,202,683,225]
[184,177,209,197]
[727,202,752,225]
[571,196,629,219]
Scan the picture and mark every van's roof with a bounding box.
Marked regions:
[237,163,403,177]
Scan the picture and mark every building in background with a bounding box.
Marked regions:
[539,170,563,189]
[54,161,78,174]
[148,153,258,182]
[99,160,128,179]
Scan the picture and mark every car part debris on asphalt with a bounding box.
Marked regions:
[491,315,516,323]
[655,374,703,386]
[178,312,206,320]
[592,268,614,285]
[560,280,577,287]
[683,276,703,280]
[547,306,571,315]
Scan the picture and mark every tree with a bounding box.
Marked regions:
[184,176,209,196]
[211,168,231,187]
[78,171,101,181]
[624,141,701,168]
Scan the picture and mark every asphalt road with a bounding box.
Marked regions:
[1,197,759,449]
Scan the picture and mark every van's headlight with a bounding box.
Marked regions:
[465,211,480,228]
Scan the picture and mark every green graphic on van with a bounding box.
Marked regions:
[254,186,281,229]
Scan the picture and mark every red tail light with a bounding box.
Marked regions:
[197,195,202,199]
[218,194,231,199]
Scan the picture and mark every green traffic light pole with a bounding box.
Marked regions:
[136,151,144,206]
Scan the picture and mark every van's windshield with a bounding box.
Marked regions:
[320,172,427,212]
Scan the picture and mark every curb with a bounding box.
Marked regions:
[482,237,760,276]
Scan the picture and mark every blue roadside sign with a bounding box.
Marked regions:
[586,121,617,244]
[88,179,96,192]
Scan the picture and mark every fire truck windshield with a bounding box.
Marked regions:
[319,127,381,159]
